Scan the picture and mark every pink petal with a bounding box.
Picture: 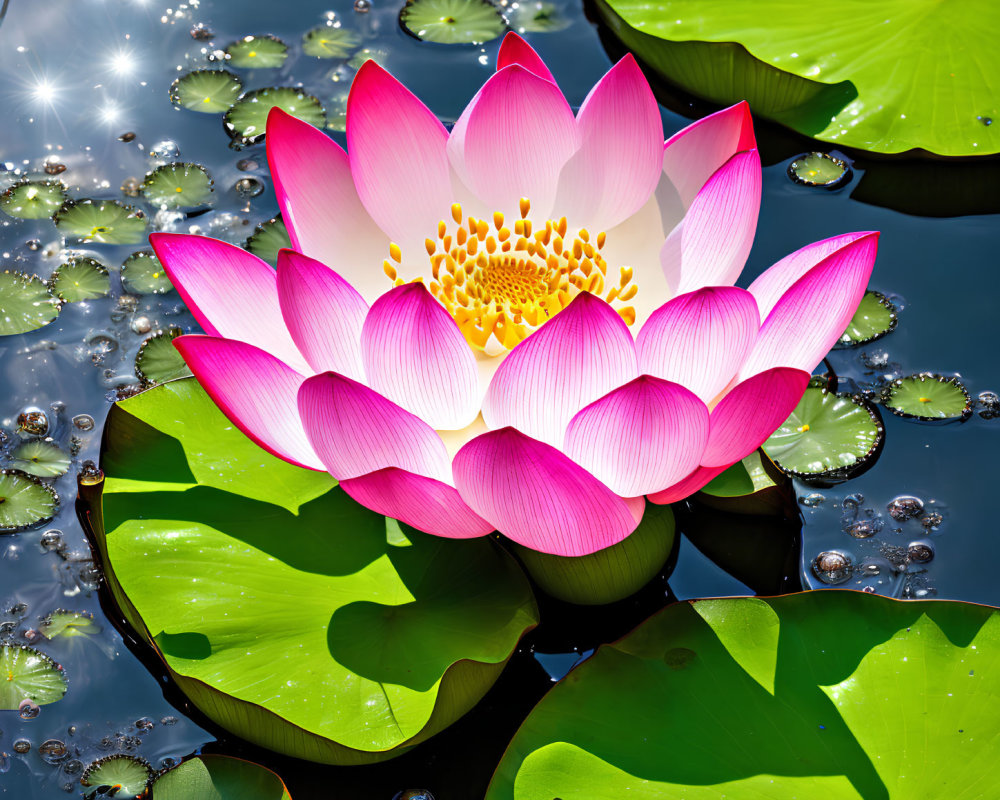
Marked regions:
[361,282,480,430]
[346,61,453,251]
[341,468,493,539]
[173,335,322,471]
[496,32,555,83]
[297,371,451,482]
[150,233,310,374]
[447,64,578,219]
[453,427,644,556]
[647,465,728,505]
[662,101,757,208]
[739,232,880,377]
[660,149,761,295]
[266,108,388,301]
[552,54,663,232]
[702,368,810,468]
[564,376,709,496]
[748,231,879,321]
[482,292,638,447]
[276,249,368,381]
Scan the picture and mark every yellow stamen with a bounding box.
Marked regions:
[797,423,810,433]
[389,242,402,263]
[919,397,932,403]
[451,203,463,224]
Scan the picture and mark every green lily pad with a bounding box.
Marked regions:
[86,378,537,764]
[592,0,999,156]
[10,440,71,478]
[506,1,571,33]
[884,373,972,421]
[0,180,67,220]
[225,35,289,69]
[134,327,192,386]
[347,47,389,70]
[81,755,153,798]
[697,450,795,516]
[152,755,292,800]
[0,644,68,708]
[48,257,110,302]
[53,199,147,244]
[763,387,884,481]
[39,609,101,639]
[400,0,507,44]
[224,88,326,147]
[141,162,214,209]
[301,26,361,59]
[489,591,1000,799]
[788,152,851,189]
[0,270,61,336]
[838,290,898,346]
[0,469,59,531]
[244,216,291,266]
[170,69,244,113]
[121,250,173,295]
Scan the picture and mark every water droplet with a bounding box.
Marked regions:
[72,414,95,431]
[978,115,993,126]
[13,738,31,754]
[63,758,83,775]
[130,316,152,335]
[842,492,864,511]
[38,739,68,763]
[800,492,825,507]
[158,756,179,770]
[18,698,40,720]
[913,587,937,598]
[0,752,9,773]
[812,551,852,584]
[121,177,141,197]
[149,140,181,162]
[354,0,372,11]
[44,162,67,176]
[134,717,154,733]
[921,511,944,531]
[907,541,934,564]
[17,408,49,436]
[236,158,258,172]
[77,562,102,590]
[234,177,264,198]
[846,517,883,539]
[861,349,890,370]
[40,529,65,552]
[117,132,136,143]
[977,391,1000,419]
[887,495,924,522]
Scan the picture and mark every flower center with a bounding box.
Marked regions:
[383,198,638,351]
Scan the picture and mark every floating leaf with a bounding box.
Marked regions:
[53,199,147,244]
[400,0,507,44]
[697,450,795,516]
[301,26,361,58]
[838,290,897,346]
[0,469,58,531]
[506,1,571,33]
[788,152,851,189]
[152,755,292,800]
[488,592,1000,799]
[0,644,68,708]
[39,609,100,639]
[884,373,972,421]
[224,88,326,146]
[0,180,67,220]
[170,69,244,113]
[141,162,214,209]
[225,35,289,69]
[0,270,60,336]
[347,47,389,70]
[121,250,173,295]
[244,216,291,266]
[10,440,71,478]
[81,755,152,799]
[48,257,110,302]
[135,327,192,386]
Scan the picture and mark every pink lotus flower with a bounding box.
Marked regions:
[152,34,878,557]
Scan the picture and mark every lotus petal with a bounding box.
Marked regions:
[496,32,556,83]
[646,464,729,504]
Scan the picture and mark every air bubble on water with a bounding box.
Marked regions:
[234,177,264,198]
[921,511,944,531]
[134,717,154,733]
[800,492,825,507]
[38,739,68,763]
[18,699,40,720]
[17,408,49,436]
[13,739,31,754]
[841,493,864,512]
[63,758,83,775]
[861,349,890,370]
[159,756,179,770]
[148,140,181,163]
[0,752,9,773]
[887,495,924,522]
[354,0,371,11]
[977,391,1000,419]
[812,550,852,584]
[845,517,883,539]
[907,541,935,564]
[130,316,152,334]
[236,158,259,171]
[160,715,178,725]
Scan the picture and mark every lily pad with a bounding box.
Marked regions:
[81,755,153,799]
[83,378,537,764]
[0,270,61,336]
[141,162,214,209]
[838,290,897,346]
[0,180,67,220]
[244,216,291,266]
[697,450,795,516]
[225,35,289,69]
[400,0,507,44]
[224,88,326,146]
[788,152,851,189]
[505,1,571,33]
[48,257,110,302]
[884,373,972,421]
[39,609,100,639]
[0,644,68,708]
[10,440,71,478]
[170,69,244,113]
[121,250,173,295]
[763,387,884,482]
[592,0,999,156]
[301,26,361,59]
[488,591,1000,799]
[0,469,58,531]
[134,327,192,386]
[53,199,147,244]
[152,755,292,800]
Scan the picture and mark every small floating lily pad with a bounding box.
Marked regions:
[121,250,173,295]
[225,35,289,68]
[347,47,390,70]
[788,152,852,189]
[152,755,293,800]
[141,162,214,209]
[10,440,71,478]
[301,25,361,58]
[81,755,153,799]
[884,373,972,421]
[0,644,68,708]
[838,290,898,346]
[506,1,571,32]
[224,88,326,146]
[763,387,884,482]
[39,609,100,639]
[170,69,244,113]
[48,257,110,302]
[135,327,192,386]
[0,180,67,220]
[0,470,59,531]
[244,216,291,266]
[400,0,507,44]
[0,271,60,336]
[53,199,147,244]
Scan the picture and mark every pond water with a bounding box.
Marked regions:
[0,0,997,797]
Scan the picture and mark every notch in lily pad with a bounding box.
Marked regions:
[838,290,898,346]
[883,372,972,421]
[400,0,507,44]
[224,88,326,146]
[0,469,59,532]
[170,69,244,113]
[0,180,67,220]
[245,216,291,265]
[48,257,111,302]
[135,327,192,386]
[81,755,153,799]
[225,35,289,68]
[788,152,852,189]
[762,386,885,484]
[10,440,71,478]
[0,644,68,709]
[301,25,361,58]
[121,250,173,295]
[0,270,61,336]
[141,162,214,209]
[54,199,147,244]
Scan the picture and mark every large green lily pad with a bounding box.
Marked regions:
[489,591,1000,798]
[594,0,1000,156]
[152,755,292,799]
[84,378,537,764]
